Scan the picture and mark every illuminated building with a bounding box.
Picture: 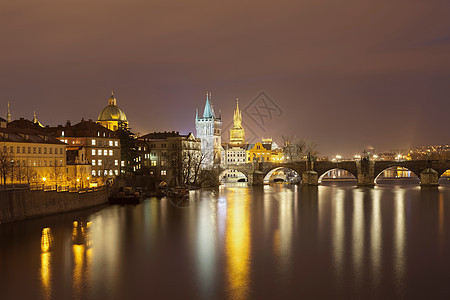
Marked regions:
[246,139,283,163]
[0,118,66,185]
[229,99,245,147]
[195,92,222,168]
[221,98,246,167]
[246,142,271,163]
[44,119,120,183]
[97,92,129,131]
[137,131,201,184]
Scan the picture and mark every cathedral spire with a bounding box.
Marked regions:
[7,101,11,123]
[203,91,213,118]
[233,98,242,127]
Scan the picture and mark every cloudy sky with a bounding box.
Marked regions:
[1,0,449,156]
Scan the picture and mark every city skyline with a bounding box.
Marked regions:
[1,1,449,157]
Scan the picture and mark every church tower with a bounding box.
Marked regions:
[229,98,245,147]
[195,92,222,168]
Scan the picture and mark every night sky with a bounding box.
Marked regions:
[1,0,449,157]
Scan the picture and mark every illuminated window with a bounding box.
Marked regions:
[103,149,107,156]
[114,141,118,147]
[92,149,96,155]
[121,161,125,167]
[151,161,156,166]
[109,141,113,146]
[92,170,96,176]
[109,170,113,175]
[92,160,96,166]
[98,170,101,176]
[109,150,113,156]
[114,160,118,166]
[62,130,65,137]
[98,159,102,166]
[161,170,166,176]
[92,139,96,145]
[114,170,118,176]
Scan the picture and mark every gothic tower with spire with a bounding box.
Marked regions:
[195,92,222,168]
[229,98,245,147]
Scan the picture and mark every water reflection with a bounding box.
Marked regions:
[72,220,92,297]
[352,190,364,290]
[275,188,294,276]
[3,184,450,299]
[370,189,382,289]
[225,188,251,299]
[394,189,406,297]
[40,227,54,299]
[332,189,345,282]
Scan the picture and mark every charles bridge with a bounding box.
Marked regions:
[219,159,450,187]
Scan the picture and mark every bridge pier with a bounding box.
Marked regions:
[356,159,375,187]
[420,168,439,187]
[248,171,264,186]
[301,171,319,186]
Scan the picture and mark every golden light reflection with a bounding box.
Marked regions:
[370,189,382,288]
[225,189,250,300]
[72,220,92,295]
[352,190,364,288]
[41,227,53,253]
[275,189,293,275]
[40,227,53,299]
[394,189,406,296]
[332,190,345,280]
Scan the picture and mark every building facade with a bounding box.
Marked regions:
[229,99,245,147]
[195,92,222,168]
[137,131,202,185]
[0,118,66,185]
[45,119,121,184]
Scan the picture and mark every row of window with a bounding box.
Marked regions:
[226,152,245,157]
[91,140,119,147]
[4,146,63,155]
[91,159,119,166]
[12,159,63,167]
[91,169,119,176]
[91,149,115,156]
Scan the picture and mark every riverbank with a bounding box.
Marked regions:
[0,188,110,224]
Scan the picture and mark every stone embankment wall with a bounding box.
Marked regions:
[0,189,110,223]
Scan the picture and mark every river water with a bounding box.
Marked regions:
[1,182,450,299]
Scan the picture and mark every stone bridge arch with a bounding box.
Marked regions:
[263,166,303,183]
[315,161,358,180]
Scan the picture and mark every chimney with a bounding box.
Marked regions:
[66,120,71,126]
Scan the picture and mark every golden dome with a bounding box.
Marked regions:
[97,92,128,122]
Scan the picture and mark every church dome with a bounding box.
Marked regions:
[97,93,128,122]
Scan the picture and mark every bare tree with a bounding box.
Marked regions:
[51,158,66,190]
[0,144,13,185]
[22,161,37,184]
[99,157,114,185]
[282,136,306,162]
